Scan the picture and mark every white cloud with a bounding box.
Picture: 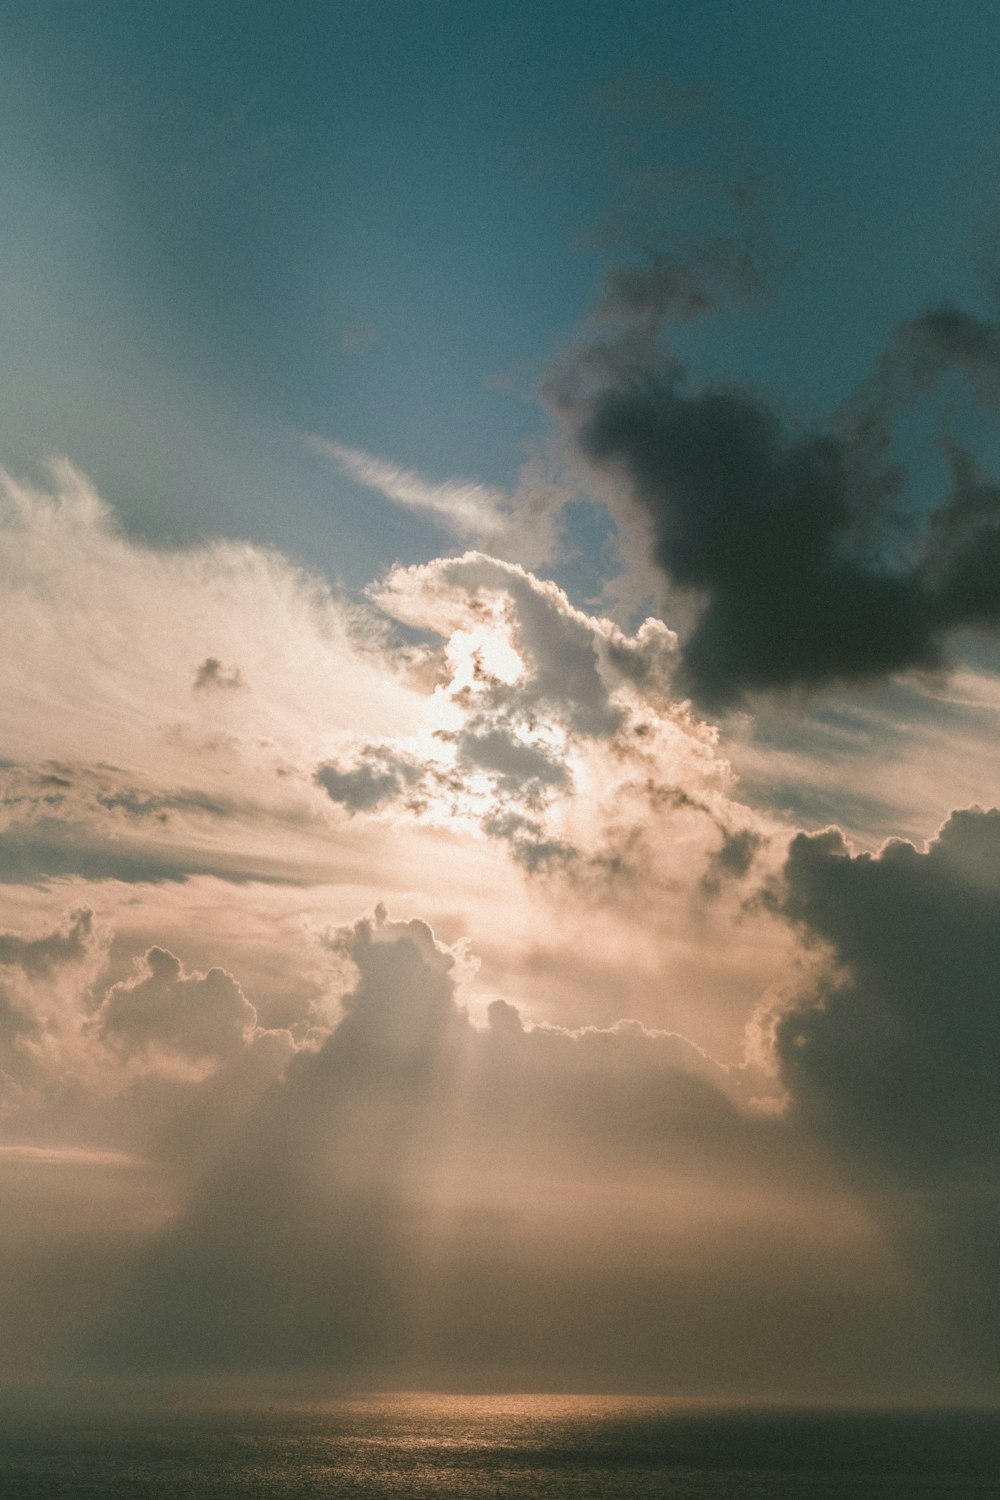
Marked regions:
[0,902,916,1396]
[0,464,789,1078]
[314,438,509,538]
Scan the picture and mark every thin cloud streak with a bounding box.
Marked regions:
[314,438,508,540]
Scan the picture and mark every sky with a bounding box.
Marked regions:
[2,1,1000,1406]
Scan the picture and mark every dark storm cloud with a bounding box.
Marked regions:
[574,369,937,704]
[553,265,1000,705]
[772,808,1000,1390]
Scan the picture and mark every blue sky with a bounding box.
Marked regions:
[4,2,1000,584]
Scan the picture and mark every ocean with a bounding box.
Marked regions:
[0,1395,997,1498]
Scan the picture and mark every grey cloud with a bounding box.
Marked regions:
[343,560,706,878]
[554,234,1000,704]
[193,658,246,692]
[480,809,578,872]
[0,821,312,888]
[314,734,574,866]
[0,908,301,1193]
[0,764,324,887]
[471,563,623,738]
[772,808,1000,1390]
[315,748,425,813]
[96,948,258,1066]
[88,911,467,1374]
[0,908,97,1059]
[0,907,95,978]
[94,789,233,821]
[923,443,1000,629]
[0,909,105,1096]
[2,763,235,830]
[456,725,569,797]
[565,364,938,706]
[0,902,944,1397]
[700,826,764,897]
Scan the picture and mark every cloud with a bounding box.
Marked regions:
[95,947,259,1067]
[556,357,937,706]
[0,907,106,1095]
[312,437,569,567]
[0,462,446,885]
[364,550,763,881]
[770,807,1000,1390]
[71,905,905,1394]
[0,468,755,916]
[2,465,729,897]
[601,240,766,325]
[0,467,787,1079]
[0,1143,143,1167]
[373,551,678,738]
[0,459,423,774]
[192,658,246,692]
[0,761,335,886]
[315,748,427,814]
[700,825,764,897]
[455,725,569,798]
[549,220,1000,705]
[0,905,96,978]
[314,438,509,539]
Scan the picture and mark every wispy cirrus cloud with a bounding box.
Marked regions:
[313,438,509,540]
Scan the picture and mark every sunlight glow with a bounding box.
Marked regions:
[445,620,524,692]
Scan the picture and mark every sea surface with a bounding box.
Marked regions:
[0,1395,997,1499]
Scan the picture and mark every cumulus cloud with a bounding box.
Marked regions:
[0,900,311,1164]
[0,467,789,1090]
[455,724,569,798]
[69,905,904,1395]
[361,549,766,882]
[770,807,1000,1391]
[96,948,259,1068]
[374,550,679,736]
